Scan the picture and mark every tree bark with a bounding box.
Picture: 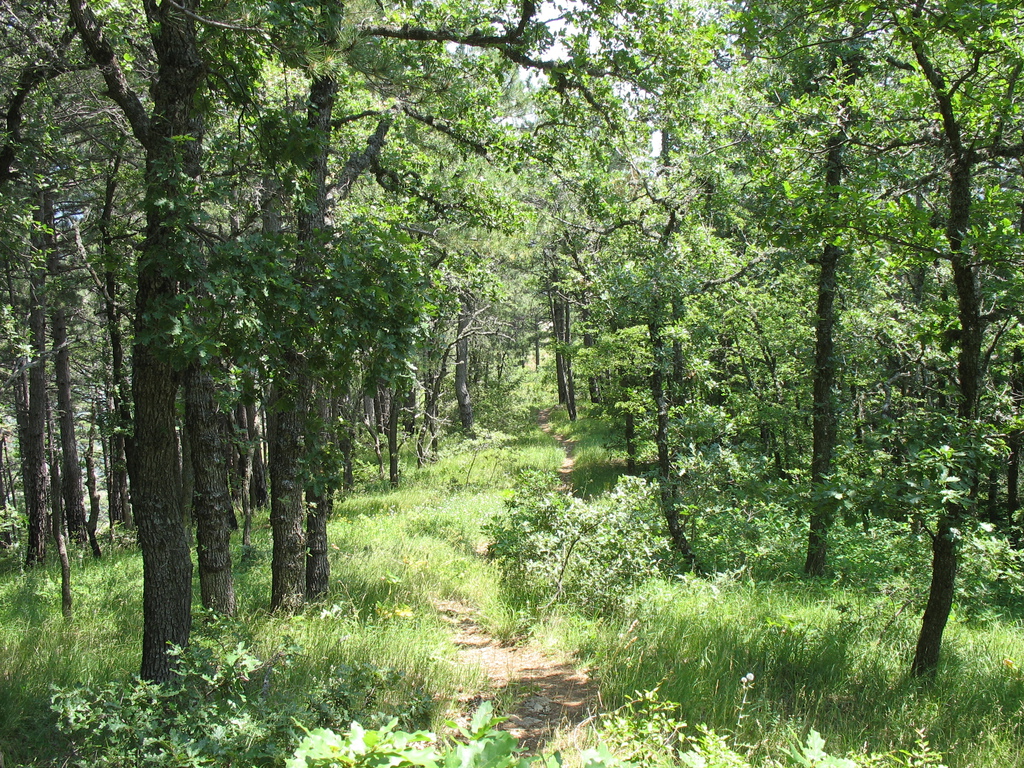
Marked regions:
[387,386,401,487]
[98,160,132,529]
[24,194,50,567]
[184,364,236,615]
[269,377,308,612]
[268,67,338,612]
[235,402,254,547]
[70,0,207,681]
[249,401,268,511]
[455,295,475,434]
[84,416,102,557]
[909,31,982,676]
[805,114,848,577]
[49,241,88,548]
[553,293,577,420]
[305,393,333,601]
[48,412,72,619]
[1009,347,1023,539]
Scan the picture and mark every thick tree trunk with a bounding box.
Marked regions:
[805,126,846,577]
[70,0,208,680]
[269,376,308,612]
[269,69,338,612]
[184,364,236,615]
[387,387,401,487]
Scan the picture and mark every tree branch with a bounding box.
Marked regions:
[68,0,152,147]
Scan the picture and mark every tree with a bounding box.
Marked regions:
[70,0,208,681]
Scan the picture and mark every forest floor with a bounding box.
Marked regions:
[441,409,594,754]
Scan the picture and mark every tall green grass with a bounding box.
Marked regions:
[535,572,1024,767]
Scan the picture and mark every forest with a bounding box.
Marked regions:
[3,0,1024,765]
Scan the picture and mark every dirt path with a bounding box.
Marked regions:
[537,408,576,484]
[439,409,596,754]
[438,600,597,754]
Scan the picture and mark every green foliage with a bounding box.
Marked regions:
[52,639,303,767]
[288,701,628,768]
[595,689,948,768]
[50,632,440,768]
[485,471,675,613]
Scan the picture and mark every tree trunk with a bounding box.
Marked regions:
[49,246,88,548]
[364,391,386,480]
[305,488,330,600]
[74,0,206,681]
[48,413,72,619]
[305,393,333,601]
[388,387,401,487]
[101,168,132,529]
[269,374,308,612]
[248,401,268,511]
[24,195,50,567]
[455,295,475,434]
[553,294,577,421]
[179,415,194,546]
[805,123,847,577]
[909,37,981,671]
[912,516,958,676]
[649,322,700,572]
[84,416,102,557]
[184,364,236,616]
[1009,347,1023,539]
[235,402,254,547]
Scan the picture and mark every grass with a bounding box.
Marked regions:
[545,406,633,498]
[5,381,1024,766]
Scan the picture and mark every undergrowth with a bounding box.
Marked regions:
[4,387,1024,767]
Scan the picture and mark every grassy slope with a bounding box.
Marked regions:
[536,406,1024,767]
[2,383,1024,766]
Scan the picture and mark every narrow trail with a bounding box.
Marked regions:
[537,408,576,486]
[438,409,597,754]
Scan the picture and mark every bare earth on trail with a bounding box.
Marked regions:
[439,409,596,754]
[538,408,576,483]
[437,600,598,754]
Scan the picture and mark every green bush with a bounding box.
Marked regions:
[51,633,434,767]
[288,701,626,768]
[485,471,676,613]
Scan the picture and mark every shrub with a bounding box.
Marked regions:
[51,634,433,767]
[485,472,675,613]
